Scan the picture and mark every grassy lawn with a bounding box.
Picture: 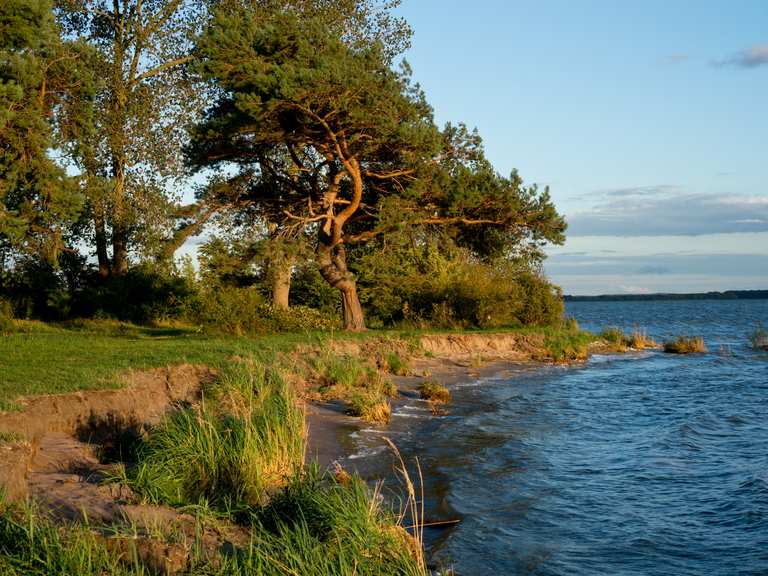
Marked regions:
[0,321,328,407]
[0,320,593,409]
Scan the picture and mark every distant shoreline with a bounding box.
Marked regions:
[565,289,768,302]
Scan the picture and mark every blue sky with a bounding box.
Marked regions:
[396,0,768,294]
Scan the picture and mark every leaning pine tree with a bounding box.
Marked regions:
[189,2,566,330]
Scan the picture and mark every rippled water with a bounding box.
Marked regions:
[349,300,768,575]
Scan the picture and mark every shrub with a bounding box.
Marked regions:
[354,233,564,329]
[184,285,268,335]
[418,381,450,403]
[185,285,338,335]
[663,336,707,354]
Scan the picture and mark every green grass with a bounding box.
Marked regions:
[347,392,392,423]
[543,325,593,362]
[384,352,409,375]
[124,361,305,511]
[1,468,427,576]
[0,321,331,406]
[0,320,597,406]
[0,501,146,575]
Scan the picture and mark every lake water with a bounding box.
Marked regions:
[350,300,768,575]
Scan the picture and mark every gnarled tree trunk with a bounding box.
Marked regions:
[270,254,293,310]
[317,231,365,331]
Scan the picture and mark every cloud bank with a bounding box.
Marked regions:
[567,191,768,236]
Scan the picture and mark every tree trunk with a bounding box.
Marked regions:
[271,254,293,310]
[317,231,365,331]
[93,207,110,279]
[340,281,365,331]
[110,173,129,276]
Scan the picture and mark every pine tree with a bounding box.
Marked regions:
[0,0,82,262]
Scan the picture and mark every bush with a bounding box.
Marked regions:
[354,234,563,329]
[663,336,707,354]
[186,285,338,335]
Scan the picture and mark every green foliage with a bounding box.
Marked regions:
[185,285,338,335]
[663,336,707,354]
[354,234,563,328]
[600,326,627,345]
[127,362,304,511]
[418,380,450,403]
[0,0,83,261]
[290,263,342,315]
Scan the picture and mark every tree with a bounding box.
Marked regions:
[54,0,207,276]
[190,2,566,330]
[0,0,83,262]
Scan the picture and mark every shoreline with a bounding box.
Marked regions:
[0,327,606,574]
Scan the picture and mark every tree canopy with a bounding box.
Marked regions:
[188,0,566,329]
[0,0,83,262]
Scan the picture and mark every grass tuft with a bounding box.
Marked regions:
[125,361,305,510]
[663,336,707,354]
[0,499,144,575]
[347,392,392,423]
[418,380,451,404]
[384,352,409,376]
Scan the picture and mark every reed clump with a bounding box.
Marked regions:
[627,326,658,350]
[663,336,707,354]
[418,380,451,404]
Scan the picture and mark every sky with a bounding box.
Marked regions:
[395,0,768,295]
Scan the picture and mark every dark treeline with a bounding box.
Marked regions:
[565,290,768,302]
[1,0,567,332]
